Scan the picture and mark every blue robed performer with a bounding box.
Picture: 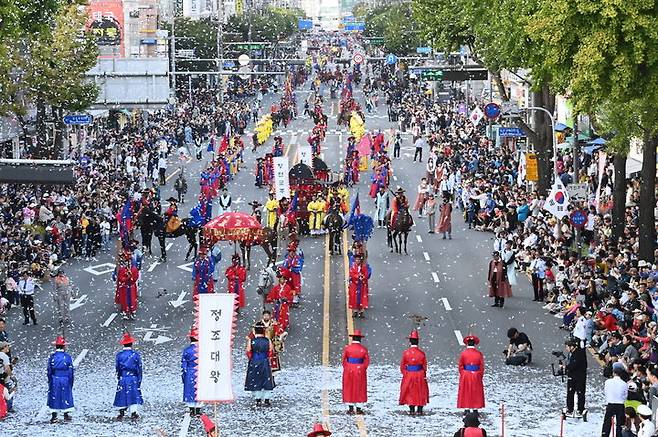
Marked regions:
[192,247,215,295]
[245,322,275,407]
[114,332,144,420]
[182,329,202,416]
[47,336,75,423]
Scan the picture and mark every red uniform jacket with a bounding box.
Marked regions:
[266,283,293,330]
[225,265,247,308]
[399,346,430,406]
[457,347,485,409]
[115,265,139,314]
[348,262,370,310]
[342,342,369,404]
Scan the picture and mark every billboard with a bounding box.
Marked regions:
[87,0,125,58]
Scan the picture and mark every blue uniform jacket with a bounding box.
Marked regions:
[181,343,198,403]
[47,351,75,410]
[113,348,144,408]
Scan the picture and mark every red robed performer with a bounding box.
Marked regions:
[457,334,485,410]
[348,254,371,317]
[266,275,294,331]
[399,330,430,415]
[342,330,369,415]
[225,254,247,308]
[114,252,139,318]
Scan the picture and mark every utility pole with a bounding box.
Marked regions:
[572,113,581,257]
[171,16,176,99]
[216,0,224,103]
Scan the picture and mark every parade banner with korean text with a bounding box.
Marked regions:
[298,145,313,167]
[197,293,236,403]
[273,156,290,200]
[525,153,538,181]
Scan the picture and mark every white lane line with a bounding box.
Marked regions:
[147,261,159,272]
[178,412,191,437]
[441,298,453,311]
[73,348,89,367]
[416,235,422,243]
[290,134,298,145]
[165,168,181,183]
[166,242,174,251]
[393,175,398,181]
[431,272,440,283]
[102,312,118,327]
[423,252,430,261]
[454,330,464,345]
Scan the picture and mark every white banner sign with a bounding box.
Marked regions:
[197,293,236,403]
[543,180,570,219]
[273,156,290,200]
[567,183,588,203]
[298,145,313,167]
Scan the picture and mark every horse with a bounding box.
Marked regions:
[385,206,414,254]
[239,226,278,271]
[256,264,278,310]
[145,210,198,261]
[323,208,344,255]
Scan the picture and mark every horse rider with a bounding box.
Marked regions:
[390,187,409,227]
[164,197,181,234]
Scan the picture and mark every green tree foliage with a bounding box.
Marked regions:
[227,7,303,42]
[361,3,420,55]
[162,18,218,72]
[529,0,658,260]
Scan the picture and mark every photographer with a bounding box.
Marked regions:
[562,339,588,417]
[505,327,532,365]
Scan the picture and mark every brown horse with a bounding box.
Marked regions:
[239,227,278,270]
[385,206,414,254]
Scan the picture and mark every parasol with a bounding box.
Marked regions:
[203,212,264,244]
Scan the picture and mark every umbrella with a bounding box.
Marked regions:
[554,122,569,132]
[588,137,607,145]
[289,163,314,180]
[203,212,264,244]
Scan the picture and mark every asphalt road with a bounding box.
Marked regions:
[3,83,601,437]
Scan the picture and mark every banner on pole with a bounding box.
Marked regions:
[543,180,570,219]
[273,156,290,200]
[298,146,313,167]
[196,293,236,403]
[525,153,538,181]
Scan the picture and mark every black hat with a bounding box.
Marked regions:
[463,411,480,427]
[166,197,178,203]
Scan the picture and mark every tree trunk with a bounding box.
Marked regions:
[531,86,555,194]
[54,107,64,159]
[611,152,627,240]
[639,131,657,263]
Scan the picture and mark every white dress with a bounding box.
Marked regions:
[502,249,517,286]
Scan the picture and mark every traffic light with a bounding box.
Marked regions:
[420,69,443,81]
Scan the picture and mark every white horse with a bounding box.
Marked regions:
[256,264,278,309]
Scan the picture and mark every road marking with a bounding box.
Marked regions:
[321,233,331,426]
[423,251,430,261]
[178,261,194,272]
[416,235,422,243]
[73,348,89,367]
[178,412,191,437]
[83,262,115,276]
[147,261,160,272]
[454,330,464,345]
[431,272,440,283]
[342,230,354,336]
[169,291,189,308]
[69,294,88,310]
[165,168,180,183]
[441,298,452,311]
[102,312,118,327]
[166,242,174,251]
[393,175,398,181]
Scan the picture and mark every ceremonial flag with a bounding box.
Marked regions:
[469,107,484,126]
[287,192,299,213]
[543,180,570,219]
[196,293,236,403]
[345,192,361,227]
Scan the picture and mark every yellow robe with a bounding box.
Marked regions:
[265,199,279,228]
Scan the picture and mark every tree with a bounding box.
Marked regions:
[162,18,218,73]
[529,0,658,261]
[361,4,420,55]
[413,0,556,193]
[0,0,62,115]
[21,1,99,157]
[227,7,303,43]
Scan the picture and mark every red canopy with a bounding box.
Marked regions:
[203,212,264,243]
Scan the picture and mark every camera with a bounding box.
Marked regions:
[551,351,566,381]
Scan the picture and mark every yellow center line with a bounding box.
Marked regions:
[342,230,368,436]
[321,233,331,428]
[165,168,180,183]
